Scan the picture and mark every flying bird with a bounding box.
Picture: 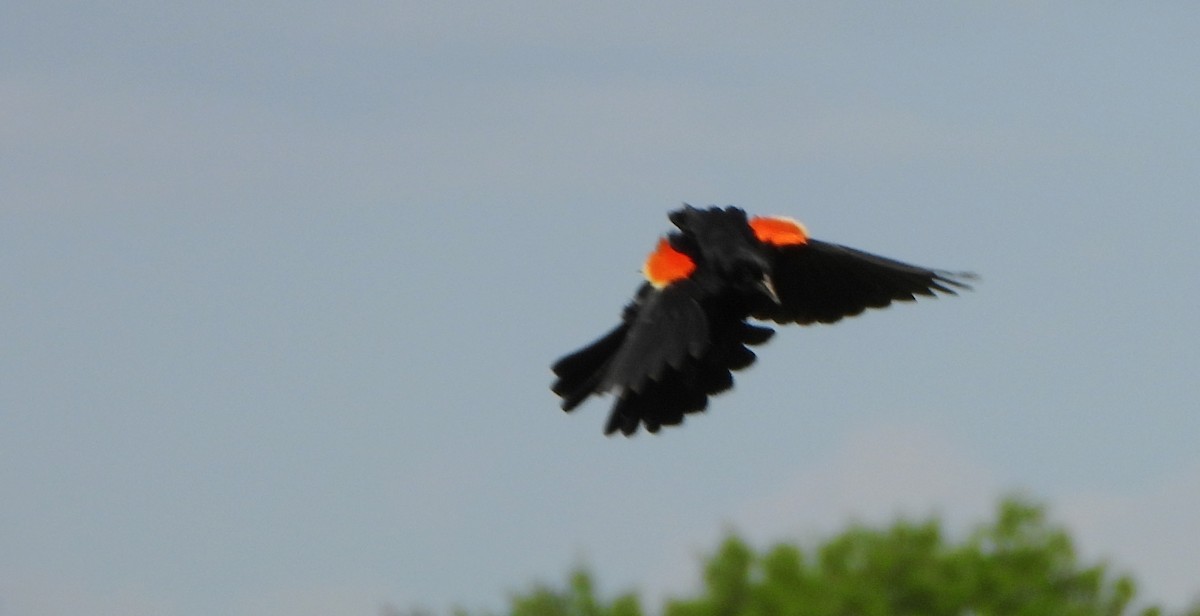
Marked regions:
[551,205,972,436]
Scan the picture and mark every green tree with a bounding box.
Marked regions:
[507,568,644,616]
[494,497,1199,616]
[667,498,1150,616]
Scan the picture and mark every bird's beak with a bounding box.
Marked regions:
[759,274,781,305]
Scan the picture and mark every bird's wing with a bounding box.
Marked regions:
[603,316,773,435]
[599,281,711,395]
[758,239,972,325]
[551,281,708,413]
[551,280,775,435]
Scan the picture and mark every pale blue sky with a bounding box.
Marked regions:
[3,3,1199,615]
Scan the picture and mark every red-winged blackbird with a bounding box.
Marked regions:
[551,205,972,436]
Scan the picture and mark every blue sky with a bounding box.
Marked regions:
[3,3,1199,615]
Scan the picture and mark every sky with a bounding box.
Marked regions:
[3,3,1199,615]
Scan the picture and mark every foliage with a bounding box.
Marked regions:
[506,568,643,616]
[488,497,1199,616]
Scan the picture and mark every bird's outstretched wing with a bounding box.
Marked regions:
[758,239,973,325]
[552,281,773,435]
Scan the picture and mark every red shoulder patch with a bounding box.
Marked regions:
[642,238,695,288]
[749,216,809,246]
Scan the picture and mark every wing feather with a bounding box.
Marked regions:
[603,319,774,435]
[761,239,972,325]
[599,281,710,394]
[551,280,778,436]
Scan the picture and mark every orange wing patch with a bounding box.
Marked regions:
[642,238,696,288]
[749,216,809,246]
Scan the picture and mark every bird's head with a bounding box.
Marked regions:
[666,205,781,305]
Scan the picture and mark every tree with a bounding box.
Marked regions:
[491,497,1200,616]
[506,568,642,616]
[667,497,1153,616]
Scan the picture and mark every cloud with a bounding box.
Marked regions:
[730,421,1001,540]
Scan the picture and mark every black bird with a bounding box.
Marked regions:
[551,205,972,435]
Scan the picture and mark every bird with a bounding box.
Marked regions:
[551,204,973,436]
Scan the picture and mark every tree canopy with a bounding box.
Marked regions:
[484,497,1198,616]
